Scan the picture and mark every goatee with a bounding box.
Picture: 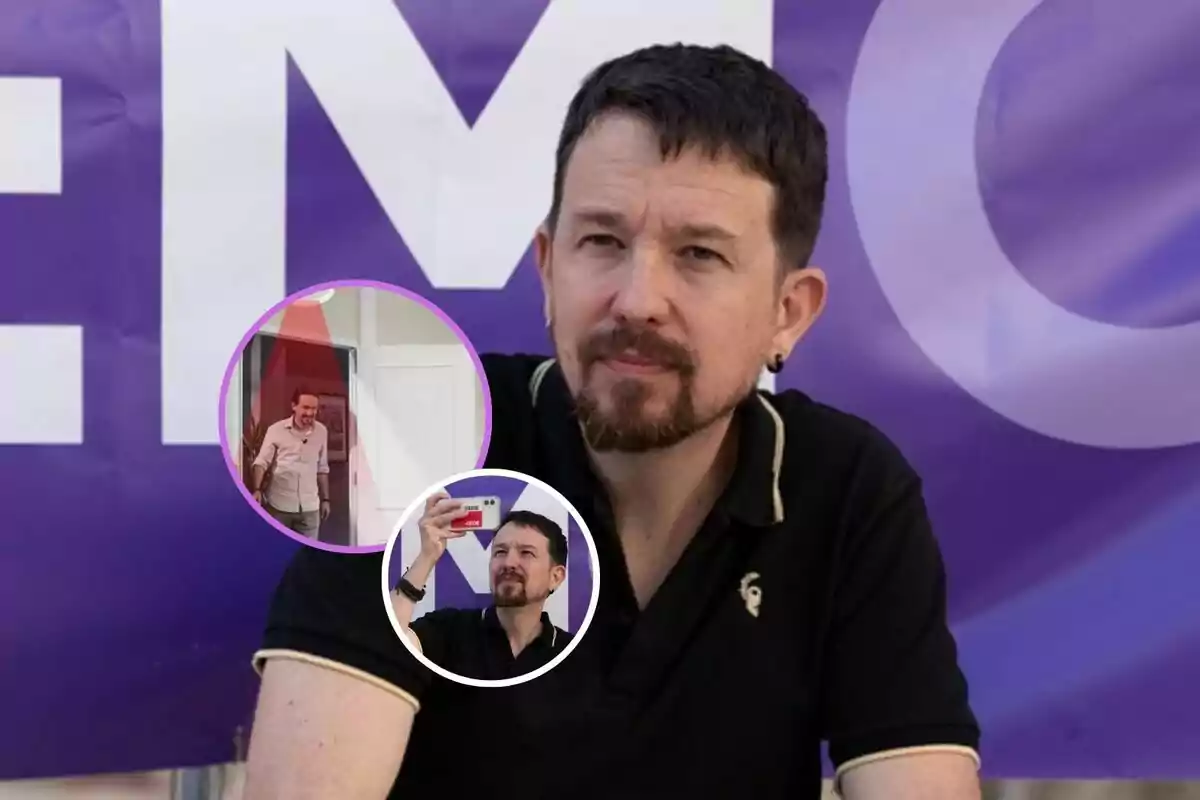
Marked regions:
[566,321,750,453]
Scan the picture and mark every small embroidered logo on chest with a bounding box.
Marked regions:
[739,572,763,618]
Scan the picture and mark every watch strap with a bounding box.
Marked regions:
[395,576,426,602]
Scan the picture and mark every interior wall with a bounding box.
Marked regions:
[374,291,457,347]
[373,289,488,455]
[258,288,360,346]
[257,289,484,446]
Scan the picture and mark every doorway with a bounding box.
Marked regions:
[239,333,358,546]
[355,343,479,547]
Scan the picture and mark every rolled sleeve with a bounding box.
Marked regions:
[819,438,980,776]
[316,424,330,475]
[254,548,438,712]
[252,426,277,471]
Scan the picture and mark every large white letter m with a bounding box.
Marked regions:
[161,0,770,444]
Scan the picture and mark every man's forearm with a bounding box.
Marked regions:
[839,752,981,800]
[244,659,415,800]
[317,474,330,502]
[392,551,437,630]
[251,464,266,492]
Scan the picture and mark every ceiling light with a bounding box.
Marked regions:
[295,288,336,305]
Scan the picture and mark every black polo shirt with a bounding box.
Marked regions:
[409,606,570,680]
[255,353,980,800]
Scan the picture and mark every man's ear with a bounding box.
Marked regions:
[549,563,567,592]
[770,266,828,362]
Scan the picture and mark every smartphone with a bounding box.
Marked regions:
[448,496,502,532]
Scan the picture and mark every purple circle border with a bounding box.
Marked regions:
[215,278,495,555]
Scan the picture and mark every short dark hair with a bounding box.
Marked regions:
[291,386,319,406]
[547,43,828,269]
[498,510,568,567]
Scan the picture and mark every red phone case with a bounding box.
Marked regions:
[450,508,485,529]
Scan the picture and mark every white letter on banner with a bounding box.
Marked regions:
[847,0,1200,449]
[0,77,83,445]
[160,0,771,443]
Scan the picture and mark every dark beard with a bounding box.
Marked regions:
[575,376,691,452]
[569,321,701,453]
[493,575,531,607]
[574,381,747,452]
[493,588,528,607]
[568,322,754,452]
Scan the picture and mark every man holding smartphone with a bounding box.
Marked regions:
[389,492,572,681]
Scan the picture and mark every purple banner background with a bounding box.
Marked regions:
[1,0,1198,781]
[385,475,593,633]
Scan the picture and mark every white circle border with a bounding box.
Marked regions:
[380,467,602,689]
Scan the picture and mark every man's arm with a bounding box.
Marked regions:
[838,750,980,799]
[251,463,266,489]
[317,430,330,494]
[243,657,416,800]
[390,492,466,655]
[316,429,331,516]
[247,549,435,799]
[391,550,437,651]
[818,431,981,799]
[250,427,277,494]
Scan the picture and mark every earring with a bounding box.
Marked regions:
[766,353,785,374]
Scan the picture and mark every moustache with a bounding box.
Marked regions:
[496,571,524,583]
[579,324,695,374]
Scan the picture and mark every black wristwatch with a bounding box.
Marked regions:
[395,576,426,602]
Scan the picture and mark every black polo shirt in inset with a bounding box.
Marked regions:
[255,353,981,800]
[409,606,571,680]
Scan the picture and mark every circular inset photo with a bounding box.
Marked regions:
[218,280,491,553]
[382,468,599,688]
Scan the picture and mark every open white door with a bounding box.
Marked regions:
[355,293,480,546]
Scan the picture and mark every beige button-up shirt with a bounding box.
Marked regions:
[253,417,329,513]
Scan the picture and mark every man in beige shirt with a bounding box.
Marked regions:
[251,388,331,539]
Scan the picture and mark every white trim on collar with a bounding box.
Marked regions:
[754,394,786,525]
[530,358,556,404]
[484,606,559,649]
